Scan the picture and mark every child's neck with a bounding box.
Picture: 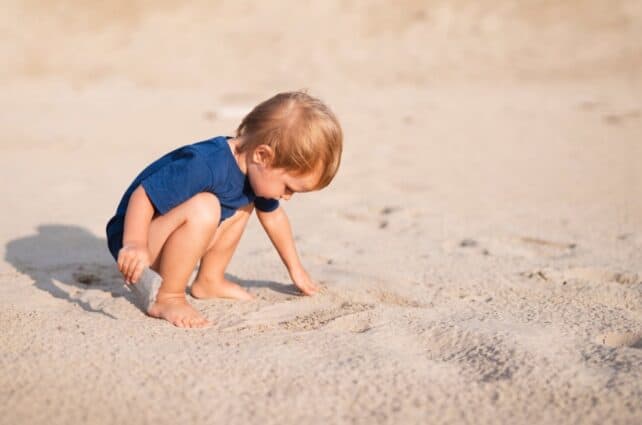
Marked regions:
[228,137,247,175]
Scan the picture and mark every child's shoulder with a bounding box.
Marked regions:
[174,136,232,164]
[188,135,230,154]
[180,136,239,181]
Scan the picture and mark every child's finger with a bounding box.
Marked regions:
[121,251,135,275]
[120,258,130,281]
[128,260,141,283]
[306,282,320,295]
[122,258,132,281]
[124,259,138,283]
[117,252,125,273]
[125,264,134,283]
[131,263,145,284]
[303,284,317,296]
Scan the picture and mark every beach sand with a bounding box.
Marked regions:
[1,1,641,424]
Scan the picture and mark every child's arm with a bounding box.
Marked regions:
[256,206,319,295]
[119,185,155,284]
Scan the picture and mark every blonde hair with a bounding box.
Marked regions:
[236,91,343,189]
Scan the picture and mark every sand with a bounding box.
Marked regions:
[1,1,641,424]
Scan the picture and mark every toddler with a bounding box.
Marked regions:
[106,92,342,328]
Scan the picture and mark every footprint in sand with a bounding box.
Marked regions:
[338,205,403,230]
[311,307,378,334]
[377,205,401,229]
[575,100,641,126]
[594,332,642,349]
[372,289,425,309]
[228,297,375,333]
[521,267,640,286]
[426,327,519,383]
[443,236,576,259]
[576,99,605,111]
[603,109,640,125]
[278,301,375,331]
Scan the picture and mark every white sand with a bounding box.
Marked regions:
[1,1,641,424]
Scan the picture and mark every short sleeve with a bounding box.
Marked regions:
[254,197,279,213]
[141,150,215,214]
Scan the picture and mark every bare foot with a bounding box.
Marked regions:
[191,278,254,301]
[147,292,210,328]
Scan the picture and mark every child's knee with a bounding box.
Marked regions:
[185,192,220,229]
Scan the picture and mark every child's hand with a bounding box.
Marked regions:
[117,243,150,284]
[289,267,320,296]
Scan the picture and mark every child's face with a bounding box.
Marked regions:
[249,164,320,201]
[247,145,320,200]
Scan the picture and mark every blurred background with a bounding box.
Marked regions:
[1,0,641,263]
[4,1,642,87]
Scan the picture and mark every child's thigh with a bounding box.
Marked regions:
[147,193,220,266]
[205,204,254,252]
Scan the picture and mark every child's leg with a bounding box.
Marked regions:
[145,192,221,328]
[191,204,254,300]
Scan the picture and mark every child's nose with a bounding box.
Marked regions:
[281,193,292,201]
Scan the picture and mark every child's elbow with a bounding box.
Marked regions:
[257,206,283,222]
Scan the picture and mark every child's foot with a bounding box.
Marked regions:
[191,278,254,301]
[147,292,210,328]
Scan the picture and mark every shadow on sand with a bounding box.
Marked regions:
[5,224,298,319]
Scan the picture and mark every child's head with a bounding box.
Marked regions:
[236,91,343,192]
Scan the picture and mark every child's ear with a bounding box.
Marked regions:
[253,144,275,166]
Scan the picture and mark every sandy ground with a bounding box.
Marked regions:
[1,1,641,424]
